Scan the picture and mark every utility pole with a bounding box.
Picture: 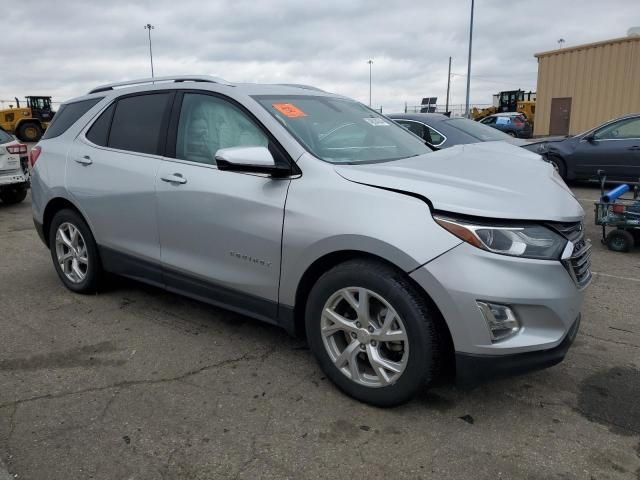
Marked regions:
[464,0,474,118]
[367,59,373,107]
[445,56,452,113]
[144,23,155,78]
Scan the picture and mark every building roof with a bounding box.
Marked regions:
[535,35,640,58]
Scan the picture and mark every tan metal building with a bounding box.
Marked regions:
[534,35,640,137]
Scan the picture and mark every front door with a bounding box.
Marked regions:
[156,92,291,321]
[549,97,572,136]
[572,116,640,179]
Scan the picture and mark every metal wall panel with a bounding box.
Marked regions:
[534,36,640,136]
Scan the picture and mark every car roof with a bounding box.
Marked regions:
[386,113,450,123]
[61,76,346,105]
[490,112,524,117]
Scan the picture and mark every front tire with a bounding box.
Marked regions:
[49,209,102,293]
[305,259,442,407]
[547,155,567,179]
[0,188,27,204]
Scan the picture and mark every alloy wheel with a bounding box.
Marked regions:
[55,222,89,283]
[320,287,409,388]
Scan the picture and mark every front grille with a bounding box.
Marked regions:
[548,221,592,289]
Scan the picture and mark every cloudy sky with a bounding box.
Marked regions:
[1,0,638,113]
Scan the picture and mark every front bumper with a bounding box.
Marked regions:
[455,315,580,387]
[410,242,586,382]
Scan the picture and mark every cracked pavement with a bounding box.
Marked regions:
[1,188,639,479]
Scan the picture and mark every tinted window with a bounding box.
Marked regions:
[254,95,429,164]
[86,103,115,146]
[108,93,172,155]
[0,128,13,144]
[42,98,102,139]
[396,120,426,138]
[176,93,268,164]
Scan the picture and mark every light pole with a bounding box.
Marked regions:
[367,59,373,107]
[144,23,155,78]
[445,56,452,114]
[557,38,566,48]
[464,0,474,118]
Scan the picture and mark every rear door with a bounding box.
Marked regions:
[67,92,174,283]
[571,117,640,179]
[156,92,291,319]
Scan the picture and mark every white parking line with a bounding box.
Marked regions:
[592,271,640,283]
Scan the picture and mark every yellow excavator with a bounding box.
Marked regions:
[0,96,55,142]
[472,90,535,125]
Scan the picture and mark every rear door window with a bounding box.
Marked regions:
[42,98,102,139]
[108,93,173,155]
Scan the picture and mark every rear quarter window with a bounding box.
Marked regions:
[0,128,13,144]
[42,98,103,139]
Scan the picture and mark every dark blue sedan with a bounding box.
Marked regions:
[522,114,640,181]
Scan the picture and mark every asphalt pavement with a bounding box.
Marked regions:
[0,186,639,480]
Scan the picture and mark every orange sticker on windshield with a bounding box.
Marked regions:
[272,103,307,118]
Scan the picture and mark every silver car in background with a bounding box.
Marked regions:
[31,76,590,406]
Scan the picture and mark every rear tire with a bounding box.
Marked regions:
[606,229,634,252]
[0,188,27,204]
[305,259,442,407]
[16,122,43,142]
[49,209,102,293]
[507,131,517,137]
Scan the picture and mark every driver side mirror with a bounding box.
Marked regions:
[584,133,596,143]
[215,146,291,177]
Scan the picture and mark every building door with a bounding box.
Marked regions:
[549,97,572,136]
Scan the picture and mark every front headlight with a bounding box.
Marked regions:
[434,214,567,260]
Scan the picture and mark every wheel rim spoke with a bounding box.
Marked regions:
[320,286,409,388]
[55,222,88,284]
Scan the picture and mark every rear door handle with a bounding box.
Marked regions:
[75,155,92,165]
[160,173,187,184]
[629,146,640,151]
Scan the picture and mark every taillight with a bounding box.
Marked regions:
[30,146,41,167]
[6,144,28,155]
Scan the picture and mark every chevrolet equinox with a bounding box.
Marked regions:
[31,76,591,406]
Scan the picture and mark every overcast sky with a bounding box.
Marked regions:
[1,0,638,112]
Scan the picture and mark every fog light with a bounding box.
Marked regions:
[476,301,520,342]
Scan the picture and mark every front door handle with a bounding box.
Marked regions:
[160,173,187,184]
[629,146,640,151]
[75,155,92,165]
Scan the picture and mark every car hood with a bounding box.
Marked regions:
[334,141,584,222]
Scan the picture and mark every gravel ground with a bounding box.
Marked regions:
[0,185,639,480]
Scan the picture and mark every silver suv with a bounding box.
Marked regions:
[31,76,590,406]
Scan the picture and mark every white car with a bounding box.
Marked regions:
[0,128,29,204]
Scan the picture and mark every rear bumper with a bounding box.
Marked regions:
[455,315,580,388]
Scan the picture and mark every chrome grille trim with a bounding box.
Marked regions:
[547,221,592,289]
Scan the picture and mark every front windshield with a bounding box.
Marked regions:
[445,117,512,141]
[253,95,430,164]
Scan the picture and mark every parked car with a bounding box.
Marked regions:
[31,76,590,406]
[523,113,640,181]
[389,113,528,148]
[479,113,533,138]
[0,127,29,204]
